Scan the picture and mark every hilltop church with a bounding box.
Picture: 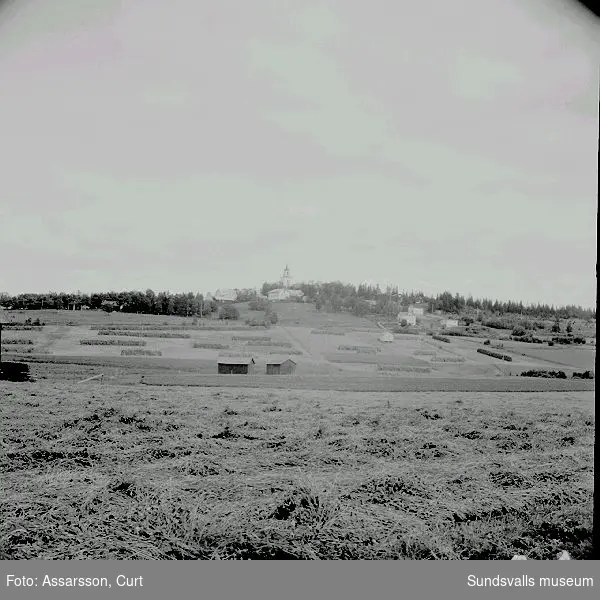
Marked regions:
[267,265,304,302]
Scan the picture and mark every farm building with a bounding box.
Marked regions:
[214,289,238,302]
[397,313,417,326]
[266,357,297,375]
[217,356,255,374]
[378,331,394,342]
[408,303,428,316]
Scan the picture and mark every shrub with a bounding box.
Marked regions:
[572,370,594,379]
[512,327,527,337]
[432,335,450,343]
[548,340,554,346]
[268,311,279,325]
[219,305,240,320]
[483,339,491,346]
[244,318,270,327]
[249,298,269,311]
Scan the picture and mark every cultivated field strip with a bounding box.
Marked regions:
[139,375,594,392]
[97,331,192,339]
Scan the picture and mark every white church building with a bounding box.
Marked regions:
[267,265,304,302]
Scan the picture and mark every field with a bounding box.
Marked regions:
[2,304,595,381]
[1,381,593,560]
[1,305,595,560]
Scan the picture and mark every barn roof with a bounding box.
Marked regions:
[266,356,296,365]
[217,356,255,365]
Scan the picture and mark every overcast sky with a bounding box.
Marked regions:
[0,0,598,306]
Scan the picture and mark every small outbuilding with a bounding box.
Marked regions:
[217,356,255,374]
[378,331,394,343]
[266,357,297,375]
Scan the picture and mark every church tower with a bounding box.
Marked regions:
[281,264,292,290]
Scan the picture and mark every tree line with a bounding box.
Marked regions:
[0,290,218,317]
[260,282,595,320]
[0,283,595,321]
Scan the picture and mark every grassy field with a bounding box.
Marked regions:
[1,381,593,560]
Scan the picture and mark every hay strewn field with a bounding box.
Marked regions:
[1,382,593,560]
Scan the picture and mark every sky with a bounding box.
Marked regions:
[0,0,598,307]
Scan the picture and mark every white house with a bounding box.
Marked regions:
[268,288,288,301]
[397,313,417,326]
[443,318,459,328]
[214,289,237,302]
[267,288,304,302]
[408,303,428,316]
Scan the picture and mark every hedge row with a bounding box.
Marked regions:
[338,345,380,353]
[477,348,512,361]
[246,340,292,347]
[378,365,431,373]
[192,343,230,349]
[91,325,190,331]
[311,330,345,336]
[430,356,466,363]
[121,349,162,356]
[520,369,566,379]
[80,339,147,346]
[1,346,35,354]
[1,339,34,344]
[97,330,191,339]
[511,334,544,344]
[552,336,586,345]
[432,335,450,343]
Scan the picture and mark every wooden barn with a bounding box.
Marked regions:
[266,357,297,375]
[217,356,255,374]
